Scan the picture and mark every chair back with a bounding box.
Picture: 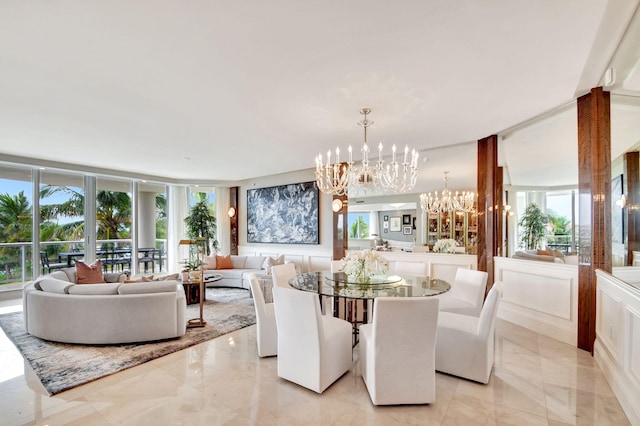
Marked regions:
[271,263,297,288]
[272,286,322,369]
[371,297,439,360]
[249,273,268,320]
[40,252,50,269]
[393,261,428,276]
[477,286,500,338]
[451,268,488,308]
[368,297,439,403]
[330,260,343,273]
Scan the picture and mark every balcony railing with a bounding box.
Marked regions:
[0,239,167,288]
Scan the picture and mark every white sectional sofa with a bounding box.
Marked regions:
[203,255,267,289]
[23,268,187,344]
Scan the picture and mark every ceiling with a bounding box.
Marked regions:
[1,1,639,194]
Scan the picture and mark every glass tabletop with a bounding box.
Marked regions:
[289,271,451,300]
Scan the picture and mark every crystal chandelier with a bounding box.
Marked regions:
[420,171,475,214]
[315,108,419,196]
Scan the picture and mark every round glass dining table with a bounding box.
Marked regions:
[288,271,450,345]
[289,271,451,299]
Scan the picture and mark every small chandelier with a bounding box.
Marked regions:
[315,108,419,196]
[420,171,475,214]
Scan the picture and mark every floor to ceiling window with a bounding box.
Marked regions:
[0,165,33,285]
[39,169,86,268]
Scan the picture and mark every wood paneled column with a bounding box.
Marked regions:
[229,186,238,255]
[333,195,348,260]
[624,152,640,265]
[577,87,611,353]
[477,135,499,288]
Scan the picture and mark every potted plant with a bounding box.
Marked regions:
[184,198,218,256]
[518,203,548,250]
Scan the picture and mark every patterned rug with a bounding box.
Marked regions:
[0,288,256,395]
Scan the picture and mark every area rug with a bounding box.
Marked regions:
[0,288,256,396]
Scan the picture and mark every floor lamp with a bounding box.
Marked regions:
[179,239,207,328]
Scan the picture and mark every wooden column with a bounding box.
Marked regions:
[577,87,611,353]
[333,195,348,260]
[496,166,504,257]
[624,152,640,265]
[477,135,499,288]
[229,186,238,255]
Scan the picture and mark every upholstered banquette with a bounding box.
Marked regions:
[23,267,187,344]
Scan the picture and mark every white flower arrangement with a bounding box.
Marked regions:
[433,238,458,253]
[340,249,389,281]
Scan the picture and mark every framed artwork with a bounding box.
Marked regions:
[383,215,389,221]
[247,181,319,244]
[390,217,401,232]
[403,225,412,235]
[384,228,388,233]
[383,221,389,229]
[402,214,411,225]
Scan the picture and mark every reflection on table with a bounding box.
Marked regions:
[289,271,450,345]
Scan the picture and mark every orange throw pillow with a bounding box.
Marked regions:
[215,254,233,269]
[75,260,106,284]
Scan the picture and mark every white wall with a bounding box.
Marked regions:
[595,269,640,426]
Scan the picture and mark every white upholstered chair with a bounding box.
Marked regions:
[330,260,343,273]
[272,286,353,393]
[249,273,277,357]
[271,263,297,289]
[437,268,488,316]
[435,286,501,384]
[359,296,440,405]
[412,245,429,253]
[392,261,428,276]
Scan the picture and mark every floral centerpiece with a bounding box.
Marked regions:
[433,238,458,253]
[340,249,389,283]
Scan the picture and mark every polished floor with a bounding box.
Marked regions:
[0,298,630,426]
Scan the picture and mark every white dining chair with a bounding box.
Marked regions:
[359,296,440,405]
[435,286,501,384]
[393,261,428,276]
[272,286,353,393]
[271,263,297,289]
[437,268,488,316]
[249,273,277,357]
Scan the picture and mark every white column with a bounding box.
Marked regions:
[215,187,231,255]
[369,211,379,243]
[138,191,157,248]
[168,185,189,273]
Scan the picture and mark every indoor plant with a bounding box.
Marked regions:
[518,203,548,250]
[184,198,218,256]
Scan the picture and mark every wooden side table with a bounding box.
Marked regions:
[182,281,201,305]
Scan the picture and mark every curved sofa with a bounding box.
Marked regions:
[23,269,187,344]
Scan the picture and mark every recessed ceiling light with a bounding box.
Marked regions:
[183,157,191,161]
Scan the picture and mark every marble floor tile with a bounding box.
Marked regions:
[0,298,632,425]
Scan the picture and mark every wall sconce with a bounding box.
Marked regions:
[503,204,514,216]
[228,206,237,217]
[331,199,344,212]
[616,194,627,208]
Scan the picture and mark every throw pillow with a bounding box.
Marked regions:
[39,277,74,294]
[262,255,285,273]
[204,255,217,270]
[216,254,233,269]
[75,260,106,284]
